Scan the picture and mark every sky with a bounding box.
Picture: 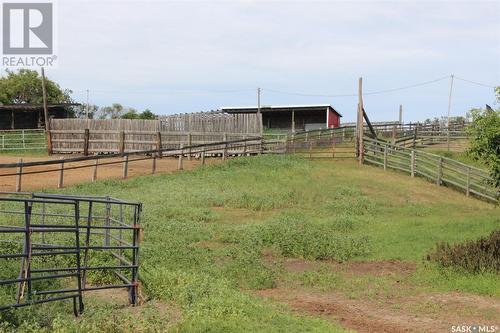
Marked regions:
[3,0,499,122]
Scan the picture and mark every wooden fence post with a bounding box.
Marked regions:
[92,159,98,182]
[156,132,162,159]
[437,157,443,185]
[16,158,23,192]
[383,145,388,171]
[152,155,157,174]
[391,126,396,145]
[178,144,184,170]
[201,151,205,166]
[222,133,227,160]
[22,130,25,149]
[188,132,192,160]
[119,130,126,155]
[58,157,64,188]
[466,167,471,197]
[46,130,53,155]
[122,155,129,179]
[243,135,247,155]
[83,129,90,156]
[412,127,418,149]
[410,150,415,177]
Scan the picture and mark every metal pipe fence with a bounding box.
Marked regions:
[0,193,142,315]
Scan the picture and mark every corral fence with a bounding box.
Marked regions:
[49,113,262,155]
[363,136,498,203]
[0,129,47,151]
[0,193,142,315]
[285,126,357,158]
[0,137,284,192]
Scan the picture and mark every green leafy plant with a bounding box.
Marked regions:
[466,87,500,187]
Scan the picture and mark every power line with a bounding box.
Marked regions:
[454,76,497,88]
[263,76,451,98]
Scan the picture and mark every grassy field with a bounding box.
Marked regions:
[0,155,498,332]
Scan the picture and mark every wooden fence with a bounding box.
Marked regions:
[363,136,498,203]
[0,136,277,192]
[0,129,46,151]
[49,116,262,154]
[159,112,261,133]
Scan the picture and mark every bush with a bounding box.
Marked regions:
[427,229,500,274]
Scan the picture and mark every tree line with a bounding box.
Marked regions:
[0,69,157,120]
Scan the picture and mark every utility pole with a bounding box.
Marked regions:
[257,87,263,135]
[86,89,90,118]
[446,74,454,151]
[357,77,364,165]
[399,104,403,128]
[41,67,52,154]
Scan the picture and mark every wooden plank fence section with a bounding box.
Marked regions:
[363,136,498,203]
[50,115,262,154]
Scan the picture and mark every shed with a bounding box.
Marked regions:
[0,103,78,130]
[221,104,342,132]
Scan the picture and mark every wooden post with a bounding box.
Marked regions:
[122,155,129,179]
[305,132,308,142]
[391,126,397,145]
[41,68,52,155]
[357,77,364,165]
[83,129,90,156]
[222,133,227,160]
[410,150,415,177]
[243,135,247,155]
[16,158,23,192]
[152,155,157,174]
[466,167,471,197]
[201,151,206,166]
[92,159,98,182]
[119,131,125,155]
[291,111,295,133]
[437,157,443,185]
[188,132,192,160]
[156,132,162,159]
[259,138,263,155]
[383,145,388,171]
[58,157,64,188]
[178,144,184,170]
[22,130,25,149]
[309,141,313,159]
[399,104,403,128]
[412,127,418,149]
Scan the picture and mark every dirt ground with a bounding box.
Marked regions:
[255,259,500,333]
[0,154,218,192]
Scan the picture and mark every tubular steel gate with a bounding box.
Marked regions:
[0,193,142,315]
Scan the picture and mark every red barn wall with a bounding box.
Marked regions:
[328,109,340,128]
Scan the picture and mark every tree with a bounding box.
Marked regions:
[139,109,156,119]
[0,69,72,104]
[100,103,124,119]
[467,87,500,187]
[122,108,140,119]
[73,104,99,119]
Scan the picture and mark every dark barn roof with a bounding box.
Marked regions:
[0,103,80,111]
[221,104,342,117]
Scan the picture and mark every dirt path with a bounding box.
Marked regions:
[0,154,218,192]
[255,259,500,333]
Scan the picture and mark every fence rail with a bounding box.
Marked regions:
[0,193,142,315]
[49,117,262,154]
[0,137,284,192]
[363,136,498,203]
[0,129,47,151]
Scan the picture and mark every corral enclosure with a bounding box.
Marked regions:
[50,112,262,154]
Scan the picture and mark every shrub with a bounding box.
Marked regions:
[427,229,500,274]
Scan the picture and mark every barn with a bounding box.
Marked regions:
[221,104,342,132]
[0,103,77,130]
